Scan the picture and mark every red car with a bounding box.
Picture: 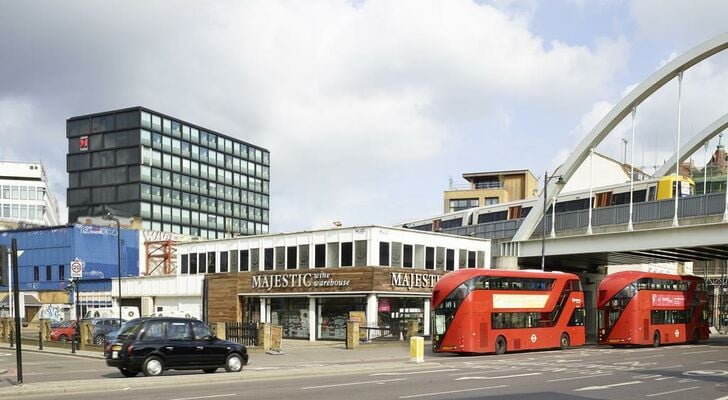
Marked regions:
[50,320,78,342]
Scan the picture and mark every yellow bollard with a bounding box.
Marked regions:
[409,336,424,363]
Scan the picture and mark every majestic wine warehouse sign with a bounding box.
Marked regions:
[219,267,448,295]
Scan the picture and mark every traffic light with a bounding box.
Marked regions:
[0,245,7,287]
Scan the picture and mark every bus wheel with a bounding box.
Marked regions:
[692,328,700,344]
[652,331,661,347]
[495,336,507,355]
[560,333,570,350]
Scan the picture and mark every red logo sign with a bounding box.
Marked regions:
[79,136,89,151]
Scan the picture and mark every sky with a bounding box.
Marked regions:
[0,0,726,233]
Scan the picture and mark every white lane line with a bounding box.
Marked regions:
[372,369,458,376]
[713,395,728,400]
[302,378,405,390]
[399,385,508,399]
[654,377,674,381]
[456,372,542,381]
[646,386,701,397]
[547,373,613,382]
[168,395,237,400]
[574,381,642,391]
[633,374,662,379]
[682,350,720,355]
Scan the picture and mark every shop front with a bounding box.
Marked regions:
[206,267,446,341]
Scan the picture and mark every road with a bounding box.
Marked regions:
[1,339,727,400]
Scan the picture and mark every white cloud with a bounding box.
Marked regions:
[629,0,728,45]
[0,0,632,231]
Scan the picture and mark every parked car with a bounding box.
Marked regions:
[49,320,78,342]
[92,318,125,345]
[106,317,248,377]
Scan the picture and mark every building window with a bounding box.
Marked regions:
[239,250,249,272]
[327,242,339,268]
[484,197,499,205]
[286,246,297,269]
[219,251,228,273]
[198,253,206,274]
[189,253,198,274]
[45,265,52,281]
[58,265,65,281]
[449,198,479,212]
[264,248,274,270]
[341,242,353,267]
[446,249,455,271]
[33,266,39,282]
[379,242,390,266]
[207,252,216,273]
[314,244,325,268]
[181,254,189,274]
[468,251,476,268]
[403,245,413,268]
[425,247,434,269]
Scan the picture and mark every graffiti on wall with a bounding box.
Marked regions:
[39,304,67,323]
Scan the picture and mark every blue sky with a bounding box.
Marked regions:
[0,0,726,232]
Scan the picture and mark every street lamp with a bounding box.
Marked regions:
[103,213,122,327]
[541,171,565,271]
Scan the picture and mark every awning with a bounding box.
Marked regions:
[0,294,44,307]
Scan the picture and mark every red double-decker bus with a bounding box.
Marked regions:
[432,269,586,354]
[597,271,708,346]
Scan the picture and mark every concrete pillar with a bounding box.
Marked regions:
[423,299,431,336]
[308,297,316,342]
[216,322,226,340]
[494,256,519,270]
[366,294,378,327]
[259,298,268,323]
[258,322,271,350]
[346,321,359,349]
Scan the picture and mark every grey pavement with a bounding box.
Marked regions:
[0,338,422,397]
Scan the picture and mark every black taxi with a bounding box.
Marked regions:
[106,317,248,377]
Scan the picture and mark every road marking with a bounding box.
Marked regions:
[450,368,522,377]
[646,386,700,397]
[574,381,642,391]
[547,373,613,382]
[302,378,405,390]
[372,369,458,376]
[0,353,10,357]
[682,350,720,355]
[168,395,237,400]
[633,374,662,379]
[684,370,728,377]
[655,365,684,370]
[399,385,508,399]
[655,377,673,381]
[456,372,542,381]
[713,396,728,400]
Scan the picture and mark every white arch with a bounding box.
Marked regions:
[654,112,728,177]
[512,32,728,242]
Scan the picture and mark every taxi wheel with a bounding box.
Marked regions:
[495,336,507,355]
[142,356,164,377]
[225,353,243,372]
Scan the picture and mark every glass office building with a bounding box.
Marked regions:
[66,107,270,238]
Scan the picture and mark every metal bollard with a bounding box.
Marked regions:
[9,331,13,348]
[71,334,76,354]
[38,330,43,351]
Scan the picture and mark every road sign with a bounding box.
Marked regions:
[70,258,84,278]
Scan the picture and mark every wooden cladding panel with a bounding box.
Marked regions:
[207,273,239,322]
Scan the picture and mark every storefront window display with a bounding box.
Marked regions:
[270,297,310,339]
[378,297,425,335]
[317,297,366,340]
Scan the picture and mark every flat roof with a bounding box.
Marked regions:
[462,169,536,179]
[67,106,269,152]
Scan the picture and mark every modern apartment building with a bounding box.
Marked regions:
[0,161,61,229]
[444,169,538,213]
[66,107,270,239]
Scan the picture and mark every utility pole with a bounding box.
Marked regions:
[11,239,23,384]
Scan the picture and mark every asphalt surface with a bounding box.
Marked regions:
[1,337,727,400]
